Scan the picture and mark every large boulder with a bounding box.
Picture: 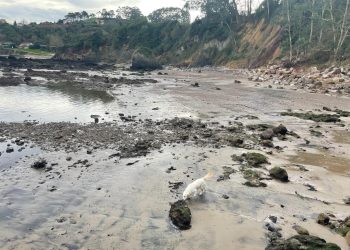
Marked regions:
[169,200,191,230]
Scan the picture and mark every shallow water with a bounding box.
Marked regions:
[0,84,115,123]
[1,68,350,249]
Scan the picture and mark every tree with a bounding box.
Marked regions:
[148,7,190,23]
[115,7,143,20]
[285,0,293,61]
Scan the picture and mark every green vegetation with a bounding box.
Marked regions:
[13,48,53,56]
[1,0,350,66]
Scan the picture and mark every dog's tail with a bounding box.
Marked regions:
[203,171,214,180]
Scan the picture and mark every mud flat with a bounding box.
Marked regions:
[0,66,349,249]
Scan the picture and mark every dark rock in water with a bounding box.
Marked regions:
[49,186,57,192]
[273,124,288,135]
[169,200,191,230]
[269,216,278,224]
[293,225,309,235]
[317,213,330,225]
[344,196,350,205]
[6,147,14,153]
[266,235,341,250]
[191,82,200,87]
[24,76,31,82]
[31,159,47,169]
[269,167,289,182]
[56,217,67,223]
[260,129,275,140]
[222,194,229,199]
[234,80,242,83]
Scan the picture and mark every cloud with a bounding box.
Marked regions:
[0,0,186,23]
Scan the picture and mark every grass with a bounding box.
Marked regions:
[13,48,54,56]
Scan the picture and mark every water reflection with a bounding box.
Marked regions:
[0,84,115,123]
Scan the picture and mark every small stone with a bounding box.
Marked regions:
[66,156,72,161]
[222,194,229,199]
[6,147,14,153]
[31,159,47,169]
[269,216,278,223]
[87,150,92,155]
[317,213,330,225]
[56,217,67,223]
[293,225,309,235]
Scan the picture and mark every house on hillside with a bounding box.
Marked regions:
[18,42,33,49]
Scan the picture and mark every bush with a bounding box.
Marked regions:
[130,53,162,71]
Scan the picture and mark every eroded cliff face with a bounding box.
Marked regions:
[54,20,283,68]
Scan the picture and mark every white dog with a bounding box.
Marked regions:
[183,172,213,200]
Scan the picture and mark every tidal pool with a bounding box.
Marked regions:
[0,84,115,123]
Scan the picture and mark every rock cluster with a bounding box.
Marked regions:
[249,65,350,96]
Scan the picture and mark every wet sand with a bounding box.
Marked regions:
[0,67,349,249]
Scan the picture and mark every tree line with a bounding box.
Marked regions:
[1,0,350,64]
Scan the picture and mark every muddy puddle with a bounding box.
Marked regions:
[289,151,350,175]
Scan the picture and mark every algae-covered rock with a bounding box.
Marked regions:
[217,166,236,182]
[269,167,289,182]
[169,200,191,230]
[244,152,268,167]
[266,235,341,250]
[281,112,341,123]
[244,179,267,188]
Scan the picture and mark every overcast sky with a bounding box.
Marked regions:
[0,0,185,23]
[0,0,262,23]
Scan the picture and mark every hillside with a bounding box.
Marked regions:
[1,0,350,68]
